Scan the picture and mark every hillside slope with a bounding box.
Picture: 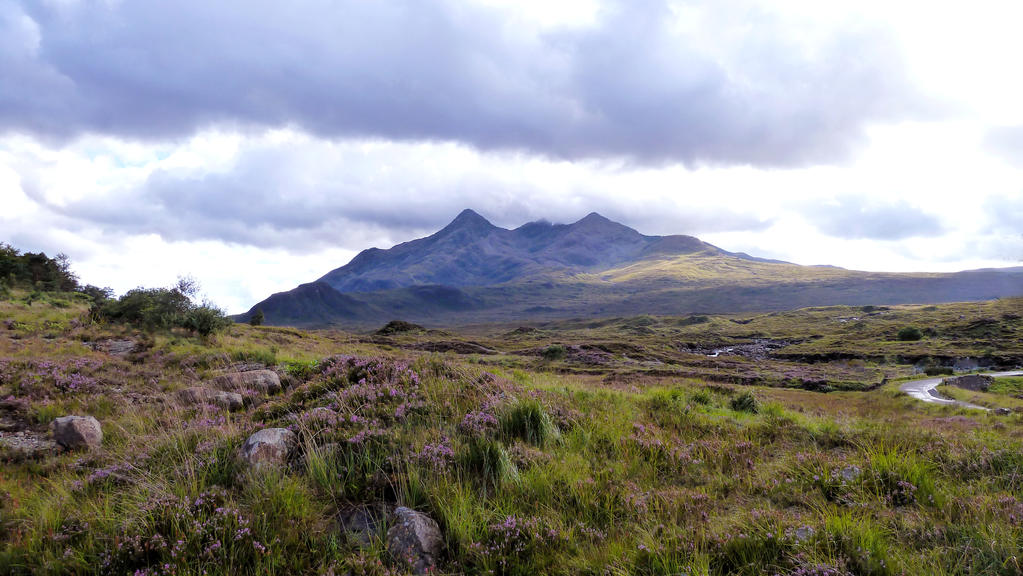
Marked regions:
[242,211,1023,327]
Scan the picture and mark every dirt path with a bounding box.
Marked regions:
[899,371,1023,410]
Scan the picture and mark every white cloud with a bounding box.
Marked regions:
[2,0,1022,312]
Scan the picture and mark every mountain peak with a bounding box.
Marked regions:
[454,208,491,225]
[440,209,496,233]
[569,212,641,238]
[579,211,610,223]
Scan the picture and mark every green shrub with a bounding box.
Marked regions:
[897,327,923,341]
[460,437,518,487]
[865,445,939,507]
[92,277,231,338]
[249,308,264,326]
[540,344,566,361]
[500,398,560,446]
[182,304,233,338]
[232,347,278,366]
[730,390,760,414]
[690,389,714,405]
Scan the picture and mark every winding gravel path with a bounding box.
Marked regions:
[899,371,1023,410]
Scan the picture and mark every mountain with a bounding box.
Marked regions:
[240,210,1023,328]
[316,209,717,293]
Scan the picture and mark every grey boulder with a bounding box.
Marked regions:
[51,416,103,450]
[177,387,245,411]
[212,370,282,395]
[387,507,443,574]
[239,428,296,470]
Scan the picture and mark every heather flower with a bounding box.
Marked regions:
[459,411,498,437]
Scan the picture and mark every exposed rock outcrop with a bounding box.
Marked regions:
[946,374,993,392]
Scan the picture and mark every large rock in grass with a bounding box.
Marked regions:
[387,507,443,574]
[177,387,245,411]
[51,416,102,450]
[212,370,281,395]
[945,374,993,392]
[239,428,296,470]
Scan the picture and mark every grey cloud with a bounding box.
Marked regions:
[1,0,925,166]
[806,197,947,240]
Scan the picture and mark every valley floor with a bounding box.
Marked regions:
[1,295,1022,575]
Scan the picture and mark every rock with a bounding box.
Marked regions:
[239,428,296,470]
[793,526,815,543]
[945,374,994,392]
[994,408,1012,415]
[838,465,861,483]
[88,339,138,357]
[339,504,390,547]
[387,507,443,574]
[177,387,245,411]
[212,370,282,395]
[51,416,103,450]
[0,431,57,459]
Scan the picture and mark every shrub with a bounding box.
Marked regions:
[249,308,264,326]
[500,398,560,446]
[540,344,566,361]
[182,304,234,338]
[897,327,923,341]
[93,277,231,338]
[460,437,518,487]
[730,390,760,414]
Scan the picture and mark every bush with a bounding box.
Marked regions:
[500,398,560,446]
[182,304,234,338]
[0,244,79,292]
[93,277,231,338]
[730,390,760,414]
[540,344,566,361]
[897,327,923,341]
[249,308,265,326]
[460,437,518,487]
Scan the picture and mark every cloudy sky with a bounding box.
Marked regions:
[2,0,1022,313]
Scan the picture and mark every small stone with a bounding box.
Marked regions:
[212,370,282,395]
[239,428,296,470]
[994,408,1012,415]
[339,504,390,548]
[839,465,861,483]
[387,507,443,574]
[51,416,103,450]
[793,526,815,543]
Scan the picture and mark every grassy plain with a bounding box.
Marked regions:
[1,293,1021,575]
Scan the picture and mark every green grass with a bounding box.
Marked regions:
[2,294,1023,574]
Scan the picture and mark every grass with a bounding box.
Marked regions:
[1,296,1022,574]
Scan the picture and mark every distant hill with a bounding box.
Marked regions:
[239,210,1023,328]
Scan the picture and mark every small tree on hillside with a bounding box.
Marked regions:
[250,308,265,326]
[897,327,923,341]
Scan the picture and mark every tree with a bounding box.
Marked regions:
[250,308,265,326]
[182,303,234,339]
[897,327,923,341]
